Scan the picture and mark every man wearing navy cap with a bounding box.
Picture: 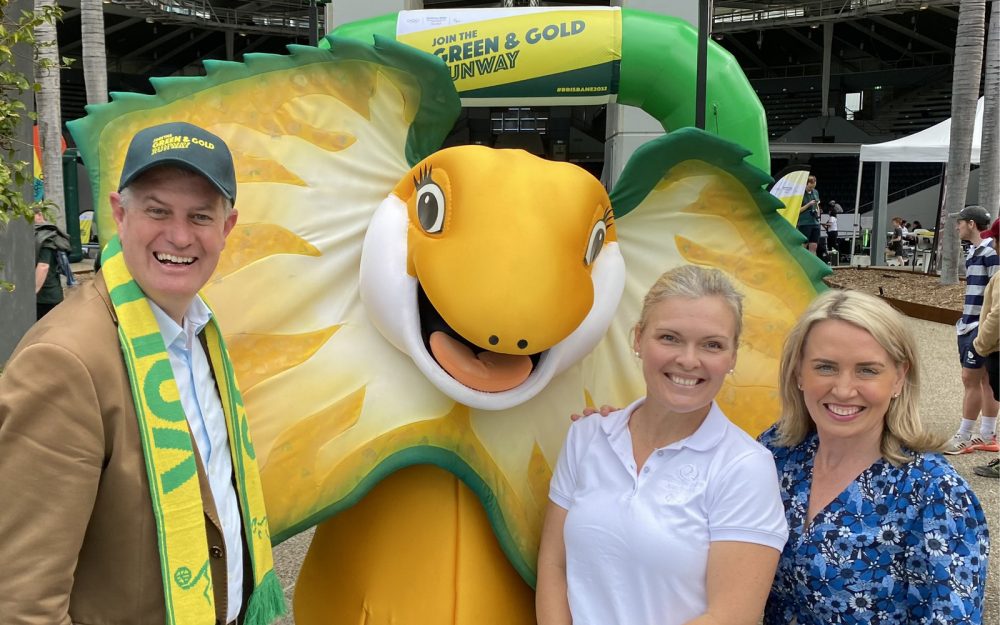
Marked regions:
[0,122,284,625]
[944,205,1000,455]
[112,122,239,325]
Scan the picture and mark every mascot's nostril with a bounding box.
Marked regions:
[517,339,528,350]
[488,335,499,346]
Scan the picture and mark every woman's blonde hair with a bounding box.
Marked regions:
[775,289,942,465]
[636,265,744,344]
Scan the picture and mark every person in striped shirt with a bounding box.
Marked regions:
[945,205,1000,455]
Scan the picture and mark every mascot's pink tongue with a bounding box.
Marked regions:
[429,331,533,393]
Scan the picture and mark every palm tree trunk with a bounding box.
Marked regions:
[81,0,108,106]
[941,0,987,284]
[980,1,999,222]
[34,0,66,231]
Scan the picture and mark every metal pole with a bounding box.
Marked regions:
[849,159,864,264]
[309,0,318,46]
[696,0,710,129]
[821,23,833,116]
[928,163,948,274]
[872,162,890,266]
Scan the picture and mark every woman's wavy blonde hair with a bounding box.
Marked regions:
[774,289,943,465]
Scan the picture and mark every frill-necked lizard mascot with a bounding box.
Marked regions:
[69,18,827,625]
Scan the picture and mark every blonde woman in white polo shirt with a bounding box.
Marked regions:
[536,265,789,625]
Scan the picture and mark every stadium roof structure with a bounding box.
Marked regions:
[53,0,973,157]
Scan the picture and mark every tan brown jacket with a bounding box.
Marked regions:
[973,272,999,357]
[0,275,246,625]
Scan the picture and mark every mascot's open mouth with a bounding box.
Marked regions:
[418,285,541,393]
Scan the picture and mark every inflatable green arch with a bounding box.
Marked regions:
[326,7,771,173]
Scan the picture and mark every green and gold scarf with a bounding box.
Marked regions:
[102,235,285,625]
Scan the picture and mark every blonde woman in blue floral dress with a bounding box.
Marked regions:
[759,289,990,624]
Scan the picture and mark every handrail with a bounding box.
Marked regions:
[741,52,952,80]
[714,0,958,33]
[109,0,317,35]
[107,0,957,40]
[857,170,943,212]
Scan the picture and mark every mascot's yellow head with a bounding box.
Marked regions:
[360,145,625,410]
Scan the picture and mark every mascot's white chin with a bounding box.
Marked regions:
[359,193,626,411]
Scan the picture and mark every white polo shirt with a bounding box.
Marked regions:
[549,398,788,625]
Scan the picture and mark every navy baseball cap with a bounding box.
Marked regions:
[953,205,991,230]
[118,122,237,202]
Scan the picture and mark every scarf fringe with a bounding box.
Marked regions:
[243,571,287,625]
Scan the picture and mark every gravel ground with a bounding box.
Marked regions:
[271,316,998,625]
[908,316,998,624]
[273,528,312,624]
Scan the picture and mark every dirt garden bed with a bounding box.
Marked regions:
[823,267,964,324]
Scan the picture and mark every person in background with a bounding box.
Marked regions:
[887,216,906,263]
[912,220,924,231]
[945,205,999,455]
[902,221,915,242]
[32,209,71,319]
[817,223,829,264]
[796,174,822,255]
[823,202,840,264]
[972,218,1000,478]
[760,289,990,624]
[537,265,788,625]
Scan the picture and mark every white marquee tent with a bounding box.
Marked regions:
[849,97,985,265]
[859,97,984,164]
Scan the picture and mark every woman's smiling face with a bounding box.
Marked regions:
[797,319,907,445]
[633,295,738,419]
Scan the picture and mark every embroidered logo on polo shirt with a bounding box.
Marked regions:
[679,464,698,481]
[661,465,706,505]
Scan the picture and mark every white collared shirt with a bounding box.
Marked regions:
[149,297,243,622]
[549,398,788,625]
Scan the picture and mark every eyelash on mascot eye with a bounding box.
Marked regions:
[413,164,434,190]
[602,206,615,228]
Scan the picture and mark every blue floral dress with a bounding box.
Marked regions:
[759,427,990,624]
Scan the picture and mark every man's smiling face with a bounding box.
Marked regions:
[111,166,237,323]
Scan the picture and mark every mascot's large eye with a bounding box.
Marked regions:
[416,182,446,234]
[584,220,607,266]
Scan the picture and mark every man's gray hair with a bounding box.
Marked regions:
[119,166,234,216]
